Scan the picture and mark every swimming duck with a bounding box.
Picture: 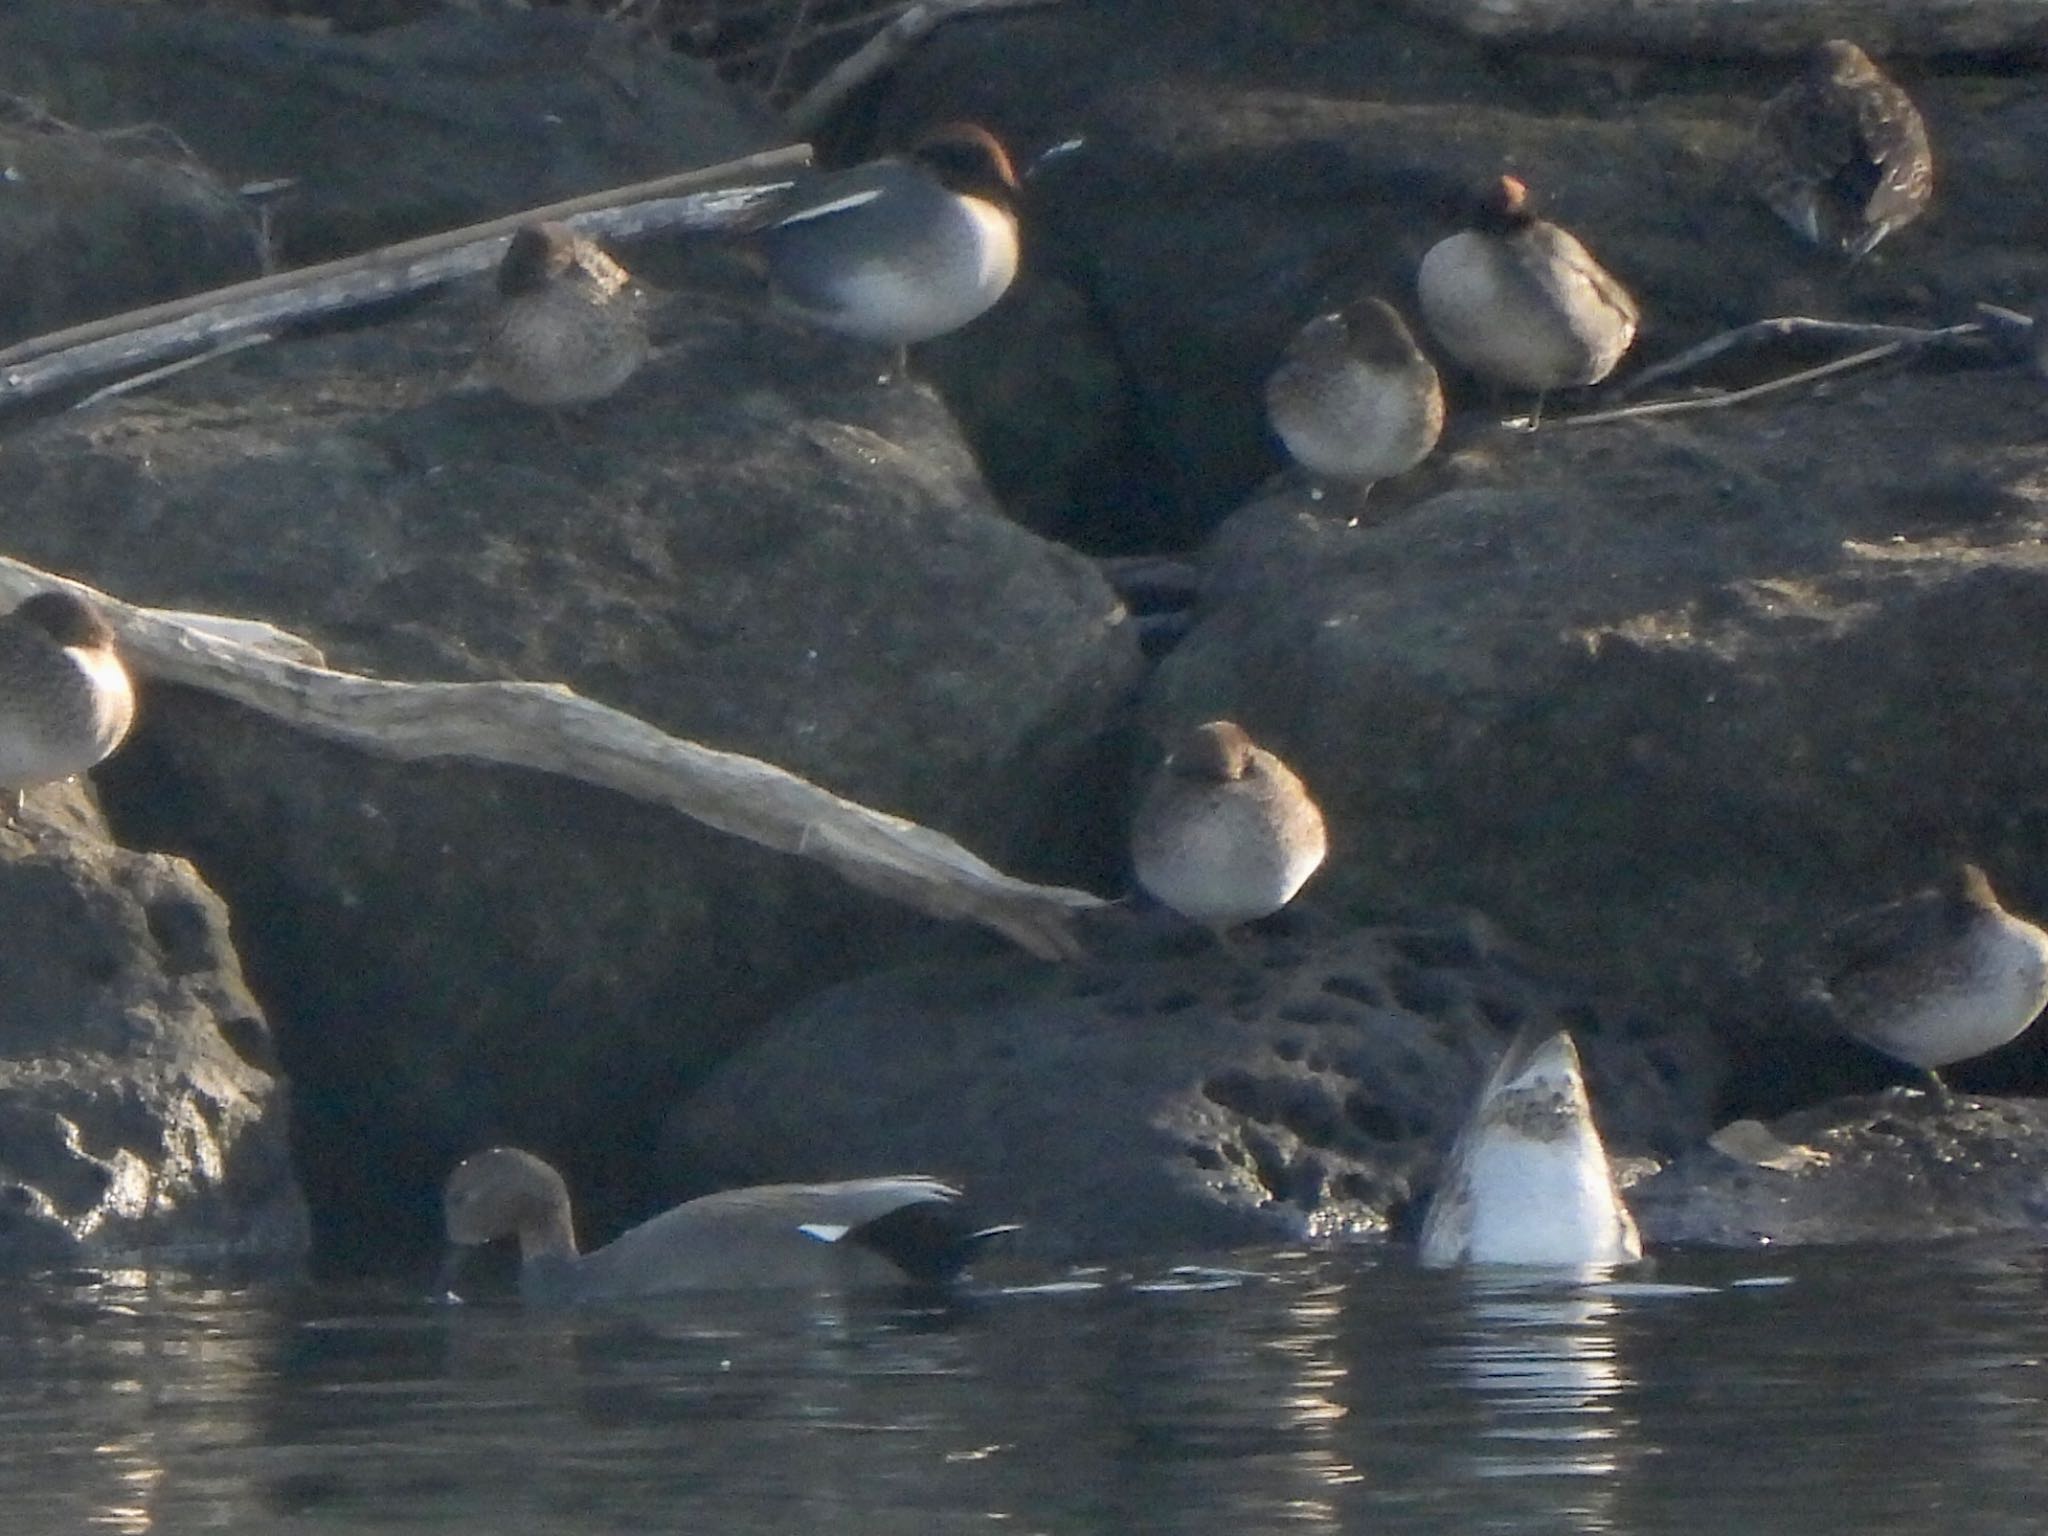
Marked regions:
[1420,1026,1642,1268]
[0,590,136,825]
[752,123,1020,375]
[439,1147,1016,1306]
[1748,39,1932,259]
[1130,720,1328,937]
[1265,296,1445,501]
[1416,175,1639,407]
[1808,863,2048,1093]
[480,222,648,409]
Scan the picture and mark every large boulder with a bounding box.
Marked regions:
[0,0,780,342]
[664,910,1715,1260]
[869,0,2048,542]
[1141,362,2048,1107]
[0,270,1143,1263]
[0,789,307,1266]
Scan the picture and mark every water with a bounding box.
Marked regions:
[5,1242,2048,1535]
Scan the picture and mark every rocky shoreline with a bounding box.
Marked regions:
[4,0,2048,1271]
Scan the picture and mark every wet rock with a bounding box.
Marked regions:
[1142,364,2048,1107]
[1629,1091,2048,1246]
[663,910,1715,1260]
[0,0,779,282]
[872,0,2048,540]
[0,788,307,1266]
[0,269,1142,1265]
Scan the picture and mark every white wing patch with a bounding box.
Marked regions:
[798,1223,851,1244]
[773,188,887,227]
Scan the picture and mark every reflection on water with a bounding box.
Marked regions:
[4,1244,2048,1533]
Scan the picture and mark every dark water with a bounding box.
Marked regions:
[6,1243,2048,1534]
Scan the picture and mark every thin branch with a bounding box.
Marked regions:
[0,143,814,409]
[785,0,1062,135]
[1616,316,1984,399]
[1547,343,1907,430]
[0,557,1105,962]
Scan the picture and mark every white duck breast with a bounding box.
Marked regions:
[0,633,135,791]
[1417,227,1635,391]
[762,171,1019,345]
[1845,906,2048,1068]
[1136,786,1323,926]
[1420,1029,1642,1268]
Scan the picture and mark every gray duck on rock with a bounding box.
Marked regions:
[480,222,649,410]
[1807,863,2048,1092]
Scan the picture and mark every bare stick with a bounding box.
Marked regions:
[1620,318,1984,397]
[0,143,814,408]
[73,332,276,410]
[786,0,1062,135]
[1617,316,1983,398]
[0,558,1105,962]
[1548,343,1907,429]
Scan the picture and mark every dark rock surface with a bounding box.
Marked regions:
[0,787,307,1266]
[1630,1092,2048,1247]
[1143,363,2048,1110]
[665,910,1717,1260]
[0,265,1142,1266]
[875,0,2048,544]
[0,0,779,338]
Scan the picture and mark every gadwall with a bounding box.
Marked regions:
[1809,863,2048,1094]
[440,1147,1017,1306]
[753,123,1020,376]
[1420,1027,1642,1268]
[1130,720,1328,938]
[1416,175,1639,411]
[1748,39,1932,259]
[480,222,648,409]
[0,590,135,825]
[1265,296,1445,502]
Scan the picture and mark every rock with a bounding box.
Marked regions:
[0,116,260,347]
[1629,1092,2048,1246]
[868,0,2048,540]
[0,788,307,1266]
[663,910,1715,1260]
[0,0,780,281]
[1141,362,2048,1106]
[0,268,1142,1262]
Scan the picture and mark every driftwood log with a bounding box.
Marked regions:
[0,558,1108,962]
[0,143,814,409]
[1390,0,2048,57]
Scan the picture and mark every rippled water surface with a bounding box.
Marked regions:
[6,1243,2048,1534]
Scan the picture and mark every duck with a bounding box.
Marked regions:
[1806,863,2048,1094]
[479,221,649,409]
[1415,175,1639,411]
[438,1146,1017,1306]
[1748,38,1933,259]
[1130,720,1328,938]
[751,122,1020,376]
[1419,1026,1642,1268]
[1265,296,1444,502]
[0,589,136,825]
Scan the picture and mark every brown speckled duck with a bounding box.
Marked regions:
[0,590,135,825]
[1416,175,1639,407]
[1748,39,1932,259]
[480,222,648,410]
[1265,297,1444,502]
[1130,720,1328,938]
